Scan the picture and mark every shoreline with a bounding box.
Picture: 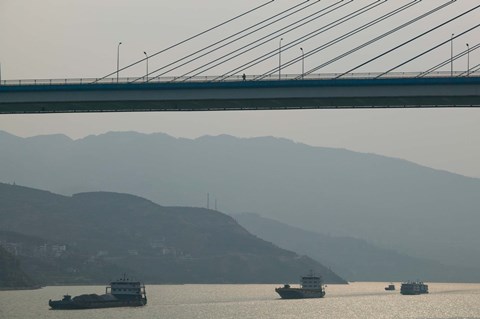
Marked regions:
[0,285,43,291]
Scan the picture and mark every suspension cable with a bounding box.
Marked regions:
[92,0,275,83]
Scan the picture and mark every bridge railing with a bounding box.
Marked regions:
[0,71,477,86]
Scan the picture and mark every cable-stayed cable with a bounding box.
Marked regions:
[297,0,452,79]
[254,0,390,80]
[140,0,320,83]
[417,42,480,77]
[216,0,382,81]
[462,62,480,76]
[92,0,275,83]
[177,0,348,82]
[376,23,480,78]
[212,0,387,82]
[470,64,480,74]
[275,0,425,80]
[338,2,480,78]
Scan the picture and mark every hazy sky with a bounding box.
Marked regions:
[0,0,479,177]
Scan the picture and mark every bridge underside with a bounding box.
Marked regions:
[1,77,479,114]
[1,97,479,113]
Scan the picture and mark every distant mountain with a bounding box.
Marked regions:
[234,213,480,283]
[0,183,346,285]
[0,246,36,289]
[1,131,480,272]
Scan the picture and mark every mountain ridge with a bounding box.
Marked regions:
[0,182,346,285]
[1,130,479,271]
[234,212,480,283]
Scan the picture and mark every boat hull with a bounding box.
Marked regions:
[400,291,429,295]
[49,298,147,310]
[275,287,325,299]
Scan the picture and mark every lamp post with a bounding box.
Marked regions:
[300,47,305,79]
[117,42,122,83]
[450,34,454,77]
[144,51,149,81]
[466,43,470,76]
[279,38,283,80]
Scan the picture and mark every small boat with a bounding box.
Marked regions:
[275,271,326,299]
[385,284,395,291]
[400,281,428,295]
[49,274,147,310]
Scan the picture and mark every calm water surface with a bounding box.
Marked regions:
[1,282,480,319]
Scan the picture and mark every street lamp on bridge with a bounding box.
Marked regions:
[300,47,305,80]
[450,34,454,77]
[117,42,122,83]
[278,38,283,80]
[466,43,470,77]
[144,51,149,81]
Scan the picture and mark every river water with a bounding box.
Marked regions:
[1,282,480,319]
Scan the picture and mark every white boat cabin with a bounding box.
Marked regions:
[300,273,323,290]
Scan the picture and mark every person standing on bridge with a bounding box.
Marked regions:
[242,73,246,81]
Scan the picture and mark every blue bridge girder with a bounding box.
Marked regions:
[0,75,479,114]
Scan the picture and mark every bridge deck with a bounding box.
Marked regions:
[1,76,479,114]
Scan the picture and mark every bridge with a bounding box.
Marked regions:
[1,0,480,114]
[0,73,479,114]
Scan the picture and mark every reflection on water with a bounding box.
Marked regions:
[1,282,480,319]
